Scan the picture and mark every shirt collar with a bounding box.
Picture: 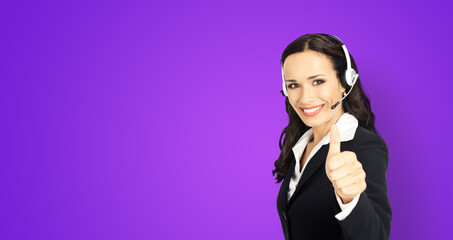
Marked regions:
[291,112,359,162]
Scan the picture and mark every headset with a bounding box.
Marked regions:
[281,34,359,110]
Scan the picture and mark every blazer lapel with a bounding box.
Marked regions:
[287,144,329,208]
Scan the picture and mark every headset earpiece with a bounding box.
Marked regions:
[344,68,358,87]
[281,66,288,97]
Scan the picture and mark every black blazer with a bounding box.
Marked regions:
[276,126,392,240]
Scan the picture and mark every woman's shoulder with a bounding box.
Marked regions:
[351,126,389,174]
[352,126,388,150]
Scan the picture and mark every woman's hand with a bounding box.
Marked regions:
[325,124,367,204]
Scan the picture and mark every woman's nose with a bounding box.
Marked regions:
[298,85,314,101]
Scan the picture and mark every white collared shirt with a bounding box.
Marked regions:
[287,112,360,221]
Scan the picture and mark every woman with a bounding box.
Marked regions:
[273,33,392,240]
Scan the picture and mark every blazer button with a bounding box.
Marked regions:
[283,212,287,220]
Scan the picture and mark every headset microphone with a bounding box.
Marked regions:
[331,73,358,110]
[281,34,358,111]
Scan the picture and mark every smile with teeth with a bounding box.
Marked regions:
[302,104,323,113]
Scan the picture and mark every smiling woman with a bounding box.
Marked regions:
[283,49,348,136]
[272,33,392,240]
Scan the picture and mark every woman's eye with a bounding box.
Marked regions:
[287,83,297,89]
[313,79,325,85]
[287,80,324,89]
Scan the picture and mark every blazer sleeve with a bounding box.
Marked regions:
[333,133,392,240]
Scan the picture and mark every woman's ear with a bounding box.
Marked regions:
[337,76,346,93]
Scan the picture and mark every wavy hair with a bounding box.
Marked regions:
[272,33,380,183]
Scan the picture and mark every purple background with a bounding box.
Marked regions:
[1,0,452,239]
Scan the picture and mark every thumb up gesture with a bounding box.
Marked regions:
[325,124,367,204]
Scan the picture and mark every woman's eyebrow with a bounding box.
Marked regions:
[286,74,326,82]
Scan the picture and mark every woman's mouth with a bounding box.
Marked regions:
[300,104,325,116]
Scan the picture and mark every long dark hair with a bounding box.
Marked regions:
[272,33,380,183]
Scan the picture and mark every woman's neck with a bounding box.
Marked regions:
[310,110,344,147]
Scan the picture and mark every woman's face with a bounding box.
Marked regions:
[283,50,346,128]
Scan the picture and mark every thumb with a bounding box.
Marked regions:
[327,124,341,158]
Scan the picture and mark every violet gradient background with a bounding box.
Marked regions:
[1,0,452,239]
